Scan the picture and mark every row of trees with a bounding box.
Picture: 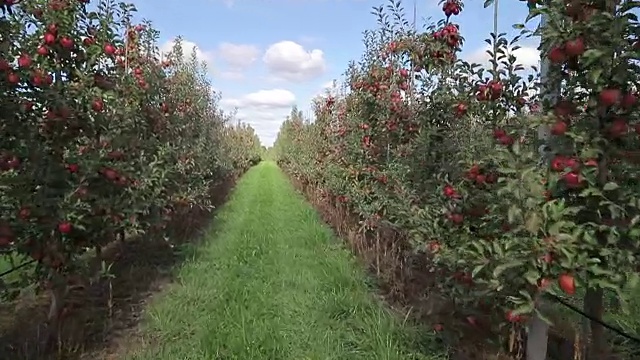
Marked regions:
[0,0,261,348]
[274,0,640,357]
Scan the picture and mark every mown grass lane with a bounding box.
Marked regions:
[127,162,447,360]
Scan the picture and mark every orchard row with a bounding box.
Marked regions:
[274,0,640,355]
[0,0,261,306]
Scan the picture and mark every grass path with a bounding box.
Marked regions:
[127,162,446,360]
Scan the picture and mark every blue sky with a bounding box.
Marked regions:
[127,0,541,146]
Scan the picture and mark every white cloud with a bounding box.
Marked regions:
[220,89,298,146]
[219,71,245,80]
[217,42,260,70]
[465,45,540,67]
[235,110,286,147]
[160,38,214,67]
[263,41,326,82]
[220,89,296,110]
[313,79,339,97]
[322,80,335,90]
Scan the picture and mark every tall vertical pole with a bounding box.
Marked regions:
[413,0,417,31]
[528,12,555,360]
[536,13,561,156]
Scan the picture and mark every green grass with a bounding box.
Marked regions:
[127,161,447,360]
[0,254,35,287]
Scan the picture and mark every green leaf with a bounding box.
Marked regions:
[582,49,606,69]
[627,272,640,290]
[483,0,495,7]
[470,241,485,255]
[524,269,541,285]
[493,260,524,278]
[603,182,619,191]
[518,290,533,301]
[498,167,517,174]
[590,279,620,293]
[512,301,535,316]
[512,141,521,156]
[508,205,521,224]
[587,68,603,85]
[472,263,486,278]
[548,220,566,235]
[525,211,542,234]
[579,187,603,197]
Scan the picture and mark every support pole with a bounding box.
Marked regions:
[528,12,556,360]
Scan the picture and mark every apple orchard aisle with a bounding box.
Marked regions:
[125,162,445,360]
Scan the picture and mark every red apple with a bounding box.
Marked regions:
[599,88,621,107]
[0,58,10,71]
[443,184,458,198]
[103,43,116,55]
[563,172,581,188]
[558,273,576,295]
[66,163,79,173]
[7,72,18,84]
[59,36,74,49]
[44,33,56,45]
[548,46,566,64]
[498,135,514,145]
[551,121,567,135]
[551,155,566,172]
[492,128,506,139]
[608,118,627,138]
[455,102,467,116]
[18,207,31,220]
[450,213,463,224]
[6,156,19,169]
[564,37,585,57]
[490,81,503,94]
[102,167,118,180]
[506,310,523,323]
[17,54,32,68]
[58,221,72,234]
[91,98,104,112]
[621,93,636,109]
